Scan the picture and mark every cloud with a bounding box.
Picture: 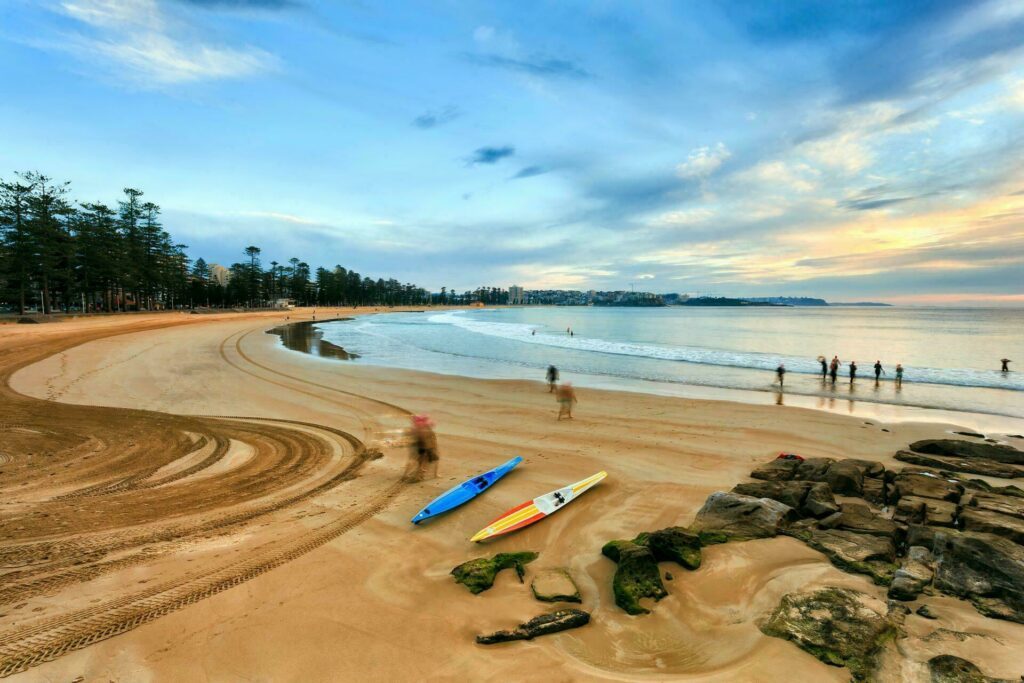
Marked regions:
[467,145,515,166]
[173,0,300,8]
[412,105,460,129]
[48,0,277,85]
[511,165,546,180]
[463,53,592,79]
[676,143,731,180]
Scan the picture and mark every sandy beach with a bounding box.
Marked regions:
[2,308,1023,682]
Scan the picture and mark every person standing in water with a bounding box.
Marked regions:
[849,360,858,384]
[1002,358,1012,372]
[405,415,439,482]
[556,382,577,420]
[873,360,884,383]
[829,356,840,385]
[895,363,904,387]
[776,363,786,387]
[819,356,828,379]
[546,365,559,392]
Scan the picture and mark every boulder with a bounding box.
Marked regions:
[927,654,1013,683]
[893,472,963,503]
[476,608,590,644]
[916,604,938,619]
[910,439,1024,466]
[690,491,798,540]
[894,496,926,525]
[888,546,934,601]
[759,587,896,682]
[895,496,957,527]
[930,530,1024,623]
[731,481,839,519]
[834,502,901,540]
[825,460,865,495]
[637,526,703,569]
[750,457,801,481]
[451,552,539,594]
[795,457,836,482]
[531,568,581,603]
[958,508,1024,546]
[895,450,1023,479]
[862,477,887,506]
[601,541,668,615]
[802,528,898,585]
[969,492,1024,520]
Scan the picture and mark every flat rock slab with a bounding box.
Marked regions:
[531,568,581,603]
[910,439,1024,466]
[476,608,590,644]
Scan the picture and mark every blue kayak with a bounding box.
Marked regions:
[411,456,523,524]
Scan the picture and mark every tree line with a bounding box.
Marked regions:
[0,171,430,314]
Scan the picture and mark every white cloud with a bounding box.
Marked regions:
[652,208,714,225]
[636,273,655,280]
[676,143,731,180]
[739,161,820,193]
[52,0,276,85]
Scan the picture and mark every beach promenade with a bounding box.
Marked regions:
[1,309,1022,681]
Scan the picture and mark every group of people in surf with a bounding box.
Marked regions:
[775,356,904,389]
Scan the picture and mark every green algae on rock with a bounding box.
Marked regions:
[451,552,539,594]
[601,541,667,615]
[760,587,896,682]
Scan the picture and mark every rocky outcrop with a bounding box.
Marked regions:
[690,491,798,540]
[452,552,538,594]
[968,491,1024,519]
[833,502,902,540]
[530,568,581,603]
[892,471,963,503]
[929,530,1024,623]
[958,508,1024,546]
[795,457,836,482]
[750,457,802,481]
[927,655,1014,683]
[800,528,898,585]
[895,450,1023,479]
[824,459,866,495]
[601,541,668,615]
[760,587,896,682]
[888,546,934,601]
[635,526,703,569]
[910,439,1024,465]
[476,608,590,644]
[893,496,958,527]
[731,481,839,519]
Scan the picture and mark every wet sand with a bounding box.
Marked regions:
[2,308,1023,681]
[266,317,359,360]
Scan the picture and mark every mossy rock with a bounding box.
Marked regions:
[760,587,896,682]
[451,552,539,594]
[606,541,667,615]
[928,654,1009,683]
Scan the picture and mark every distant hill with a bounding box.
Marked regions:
[681,297,783,307]
[743,296,827,306]
[828,302,893,307]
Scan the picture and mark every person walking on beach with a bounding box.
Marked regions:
[819,356,828,379]
[895,363,904,387]
[873,360,884,383]
[546,365,559,392]
[556,382,577,420]
[849,361,858,384]
[1002,358,1012,372]
[404,415,439,482]
[776,363,786,387]
[829,356,839,385]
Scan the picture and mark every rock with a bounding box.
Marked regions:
[970,492,1024,520]
[863,477,887,506]
[795,457,836,482]
[818,510,843,529]
[825,460,865,495]
[637,526,703,569]
[895,450,1023,479]
[927,654,1013,683]
[893,471,963,503]
[750,457,801,481]
[910,439,1024,466]
[895,496,958,527]
[888,546,934,601]
[690,491,798,540]
[476,608,590,644]
[759,587,896,682]
[530,568,581,603]
[953,431,985,439]
[930,530,1024,623]
[802,528,898,585]
[451,552,539,594]
[731,481,839,519]
[959,508,1024,546]
[835,502,901,540]
[894,496,926,525]
[916,604,938,619]
[601,541,667,615]
[664,572,673,581]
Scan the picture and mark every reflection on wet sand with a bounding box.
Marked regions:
[266,319,359,360]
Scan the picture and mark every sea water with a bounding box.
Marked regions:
[311,307,1024,425]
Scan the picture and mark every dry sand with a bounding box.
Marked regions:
[1,308,1022,681]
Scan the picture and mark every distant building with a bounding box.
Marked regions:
[509,285,525,305]
[208,263,231,287]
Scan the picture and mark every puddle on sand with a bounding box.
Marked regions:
[266,319,359,360]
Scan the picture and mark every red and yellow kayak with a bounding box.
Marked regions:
[470,471,608,542]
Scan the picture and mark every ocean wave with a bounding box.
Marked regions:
[426,311,1024,392]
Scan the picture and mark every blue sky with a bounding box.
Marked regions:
[2,0,1023,303]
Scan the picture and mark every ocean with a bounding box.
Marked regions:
[309,306,1024,426]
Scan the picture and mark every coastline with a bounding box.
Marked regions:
[4,309,1024,681]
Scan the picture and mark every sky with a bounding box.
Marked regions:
[1,0,1023,303]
